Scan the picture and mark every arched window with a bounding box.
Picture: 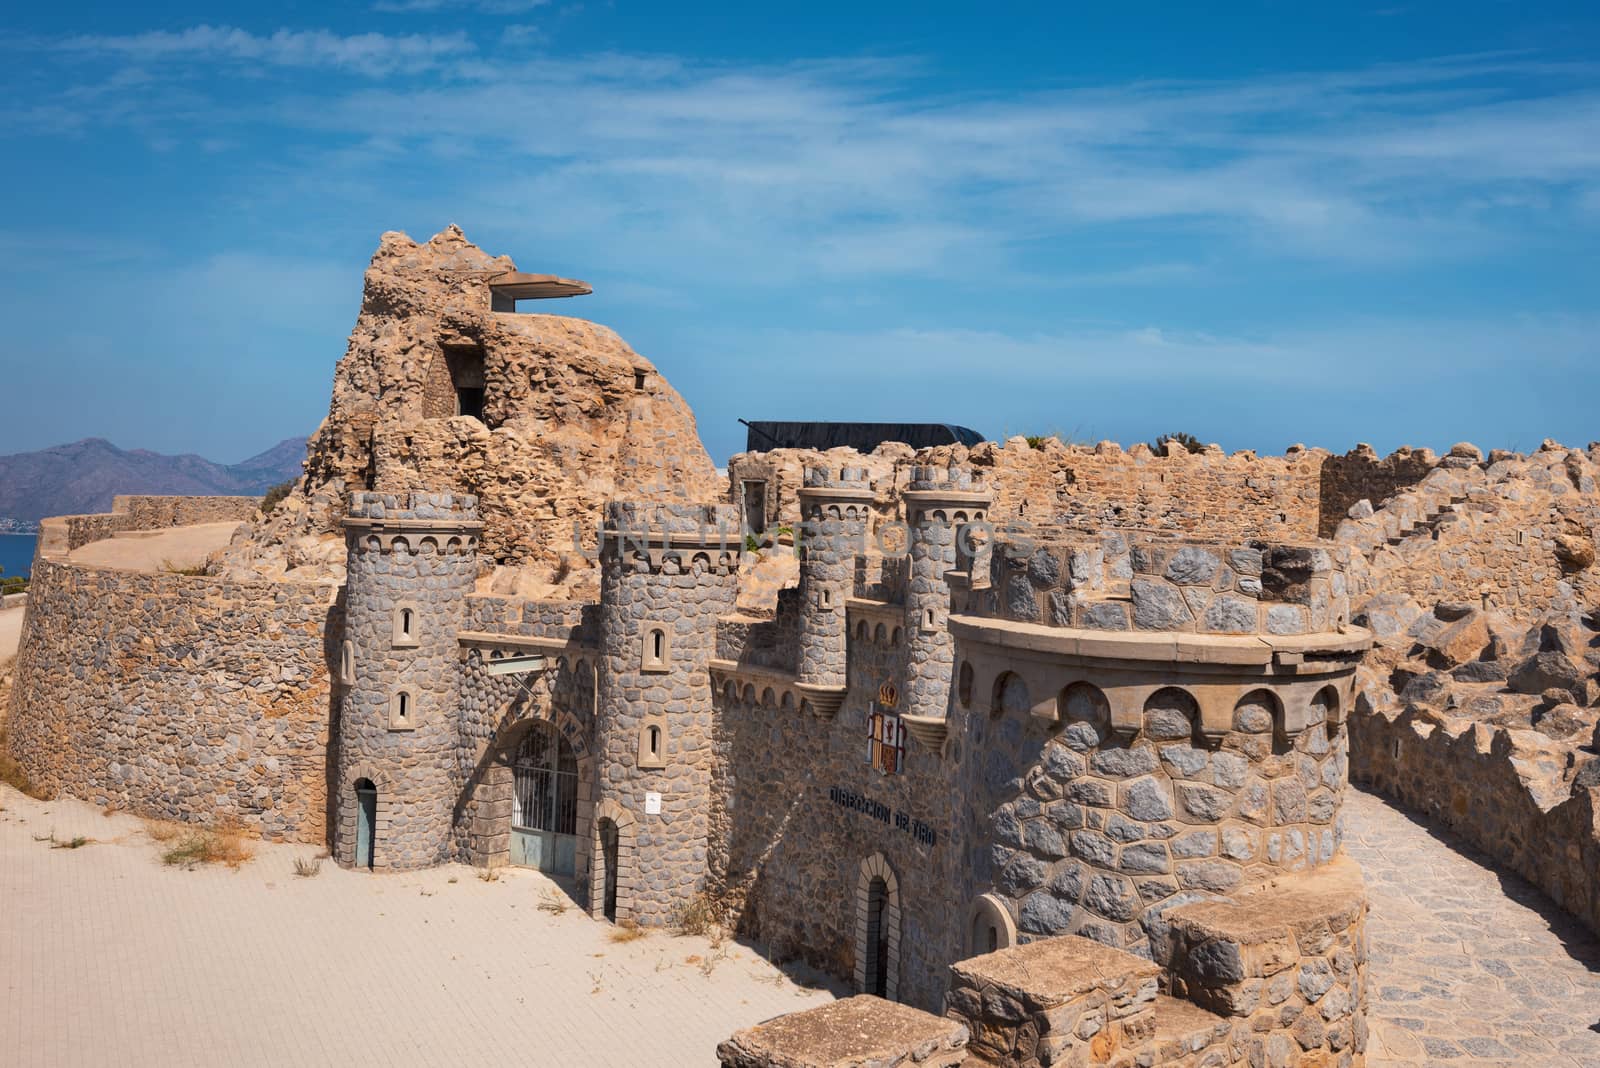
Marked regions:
[393,602,419,648]
[957,661,974,708]
[992,672,1030,719]
[642,625,671,672]
[390,690,415,730]
[966,894,1017,957]
[638,716,667,770]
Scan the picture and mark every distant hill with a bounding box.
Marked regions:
[0,437,308,531]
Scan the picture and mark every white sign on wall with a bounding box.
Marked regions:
[644,791,662,815]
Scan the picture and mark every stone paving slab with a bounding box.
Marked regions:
[0,788,840,1067]
[1344,787,1600,1067]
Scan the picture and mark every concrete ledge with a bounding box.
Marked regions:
[717,996,968,1068]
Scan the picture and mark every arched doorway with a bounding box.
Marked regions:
[854,853,901,1000]
[510,721,578,876]
[354,778,377,870]
[599,819,620,921]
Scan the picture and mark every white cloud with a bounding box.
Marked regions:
[373,0,550,13]
[53,25,475,76]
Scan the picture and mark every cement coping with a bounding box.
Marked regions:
[950,932,1161,1006]
[949,615,1372,671]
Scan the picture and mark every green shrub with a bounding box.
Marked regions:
[260,480,296,514]
[1151,431,1205,455]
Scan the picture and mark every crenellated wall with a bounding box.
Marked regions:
[36,494,260,555]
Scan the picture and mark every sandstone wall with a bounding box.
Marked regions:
[41,494,259,554]
[1318,445,1436,538]
[710,619,968,1011]
[1338,444,1600,621]
[4,558,338,840]
[1351,705,1600,936]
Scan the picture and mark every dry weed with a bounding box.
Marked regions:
[293,857,322,878]
[161,827,254,869]
[608,919,647,943]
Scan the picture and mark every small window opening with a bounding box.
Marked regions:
[401,608,414,637]
[391,691,414,730]
[340,641,356,685]
[634,370,649,391]
[741,480,768,536]
[642,625,671,672]
[922,606,937,632]
[653,630,665,660]
[445,345,487,423]
[647,726,661,757]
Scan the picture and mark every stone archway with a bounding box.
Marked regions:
[855,853,902,1000]
[590,800,638,923]
[336,763,395,870]
[464,702,594,878]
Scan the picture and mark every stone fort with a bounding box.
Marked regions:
[7,228,1598,1067]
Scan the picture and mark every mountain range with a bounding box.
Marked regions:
[0,437,308,532]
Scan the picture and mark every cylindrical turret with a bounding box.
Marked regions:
[795,466,873,696]
[596,501,739,924]
[336,491,481,871]
[901,466,992,721]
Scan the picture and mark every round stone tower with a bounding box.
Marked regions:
[794,465,873,716]
[336,491,481,871]
[901,466,992,721]
[595,501,740,924]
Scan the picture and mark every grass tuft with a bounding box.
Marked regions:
[670,892,722,938]
[160,827,254,869]
[293,856,322,878]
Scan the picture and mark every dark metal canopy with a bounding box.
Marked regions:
[740,420,985,454]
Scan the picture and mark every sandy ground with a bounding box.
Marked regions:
[0,789,839,1067]
[0,604,22,666]
[67,521,244,573]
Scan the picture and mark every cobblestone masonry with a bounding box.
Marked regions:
[5,547,337,842]
[597,502,740,923]
[335,491,480,870]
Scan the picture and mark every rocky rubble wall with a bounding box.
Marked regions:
[1337,443,1600,621]
[46,495,259,553]
[1317,446,1437,538]
[4,558,338,841]
[220,227,721,596]
[1351,706,1600,935]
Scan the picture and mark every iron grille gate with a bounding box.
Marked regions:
[511,723,578,875]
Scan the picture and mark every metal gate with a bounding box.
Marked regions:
[510,723,578,876]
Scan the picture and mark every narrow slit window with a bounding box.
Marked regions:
[642,625,671,672]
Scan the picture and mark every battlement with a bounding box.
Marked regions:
[347,491,481,523]
[603,501,740,539]
[969,530,1355,637]
[906,464,986,494]
[801,464,872,489]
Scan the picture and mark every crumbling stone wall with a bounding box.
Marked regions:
[40,494,259,553]
[5,558,338,840]
[1338,443,1600,620]
[1318,445,1436,538]
[218,226,723,597]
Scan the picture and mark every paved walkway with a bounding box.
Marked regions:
[1344,787,1600,1067]
[0,790,838,1067]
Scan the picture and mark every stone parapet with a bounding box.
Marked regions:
[38,494,262,556]
[944,935,1162,1066]
[973,534,1356,638]
[716,996,969,1068]
[1165,856,1369,1063]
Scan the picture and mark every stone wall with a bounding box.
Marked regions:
[42,494,259,553]
[4,558,338,840]
[1337,443,1600,621]
[971,534,1355,637]
[1351,705,1600,935]
[1318,445,1436,538]
[710,614,967,1010]
[967,688,1352,962]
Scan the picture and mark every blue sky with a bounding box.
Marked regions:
[1,2,1597,464]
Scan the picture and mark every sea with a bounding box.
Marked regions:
[0,533,38,581]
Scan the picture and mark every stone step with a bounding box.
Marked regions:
[1140,994,1234,1062]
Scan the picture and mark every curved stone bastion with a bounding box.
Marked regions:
[4,496,339,841]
